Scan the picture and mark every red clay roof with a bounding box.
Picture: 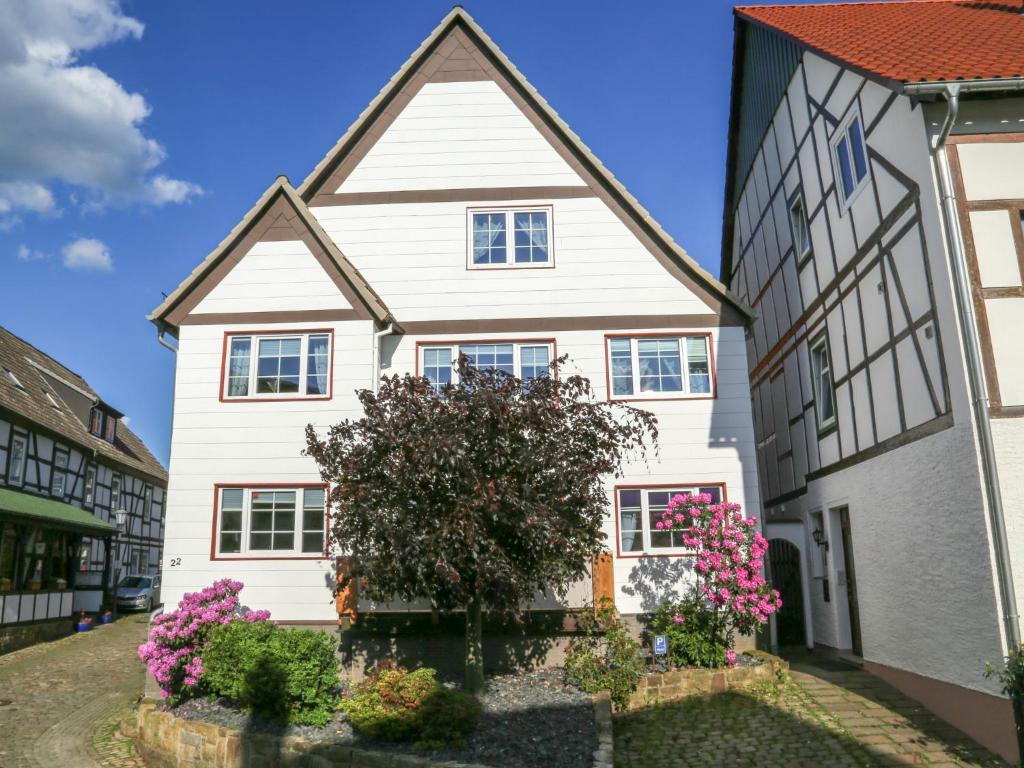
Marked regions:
[737,0,1024,84]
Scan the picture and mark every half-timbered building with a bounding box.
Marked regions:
[0,325,167,652]
[149,8,759,674]
[722,0,1024,760]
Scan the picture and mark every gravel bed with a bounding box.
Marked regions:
[173,668,597,768]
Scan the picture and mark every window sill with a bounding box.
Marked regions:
[467,262,554,271]
[616,550,696,559]
[608,393,716,403]
[220,395,333,404]
[210,553,328,561]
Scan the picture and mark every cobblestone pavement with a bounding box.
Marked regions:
[0,613,150,768]
[615,655,1009,767]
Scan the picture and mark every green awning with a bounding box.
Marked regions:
[0,488,117,535]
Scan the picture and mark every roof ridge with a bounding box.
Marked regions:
[738,0,994,8]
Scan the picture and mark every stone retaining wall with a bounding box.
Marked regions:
[136,694,614,768]
[628,651,788,710]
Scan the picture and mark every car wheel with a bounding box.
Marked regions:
[145,597,152,612]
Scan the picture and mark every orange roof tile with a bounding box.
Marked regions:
[737,0,1024,84]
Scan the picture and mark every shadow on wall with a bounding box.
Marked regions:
[338,611,565,683]
[620,556,694,612]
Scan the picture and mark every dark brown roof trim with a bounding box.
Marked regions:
[180,310,364,326]
[308,186,596,207]
[398,314,739,336]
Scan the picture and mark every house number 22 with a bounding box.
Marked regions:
[168,557,182,567]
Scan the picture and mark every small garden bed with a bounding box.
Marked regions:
[153,668,599,768]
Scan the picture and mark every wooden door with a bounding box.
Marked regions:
[838,508,862,656]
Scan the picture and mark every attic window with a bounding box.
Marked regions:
[468,207,552,269]
[4,368,24,390]
[89,408,103,436]
[104,416,117,443]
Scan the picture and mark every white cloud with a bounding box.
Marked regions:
[0,1,202,223]
[62,237,112,271]
[0,181,57,229]
[16,244,47,261]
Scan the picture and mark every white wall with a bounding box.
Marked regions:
[336,81,586,193]
[162,319,374,622]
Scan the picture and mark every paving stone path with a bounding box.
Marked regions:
[614,654,1010,767]
[0,613,150,768]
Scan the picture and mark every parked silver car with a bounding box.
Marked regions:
[116,574,161,611]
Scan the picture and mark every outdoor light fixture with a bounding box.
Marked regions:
[812,527,827,548]
[115,508,127,531]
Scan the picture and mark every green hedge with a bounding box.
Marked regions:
[202,620,340,726]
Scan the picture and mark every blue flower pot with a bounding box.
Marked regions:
[100,614,112,624]
[76,622,90,632]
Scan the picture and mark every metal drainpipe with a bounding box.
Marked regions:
[931,84,1021,650]
[371,323,395,393]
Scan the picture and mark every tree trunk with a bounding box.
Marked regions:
[465,596,484,693]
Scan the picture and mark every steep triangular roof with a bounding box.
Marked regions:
[149,177,394,334]
[298,7,751,322]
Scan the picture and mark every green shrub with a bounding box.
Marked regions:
[648,597,728,669]
[342,664,481,748]
[564,600,645,711]
[201,620,340,727]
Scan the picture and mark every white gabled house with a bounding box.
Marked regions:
[149,9,756,654]
[722,0,1024,761]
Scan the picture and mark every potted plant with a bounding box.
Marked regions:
[0,577,11,593]
[27,579,41,591]
[76,612,92,632]
[100,610,113,624]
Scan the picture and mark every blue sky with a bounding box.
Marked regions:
[0,0,793,465]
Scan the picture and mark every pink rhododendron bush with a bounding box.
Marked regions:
[137,579,270,703]
[646,493,782,669]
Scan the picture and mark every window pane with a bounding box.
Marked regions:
[617,490,643,553]
[272,533,294,551]
[699,486,723,504]
[638,339,683,393]
[227,337,251,396]
[461,344,514,375]
[221,488,243,510]
[304,487,325,510]
[249,532,271,550]
[220,532,241,554]
[520,345,550,380]
[472,213,507,264]
[221,509,242,532]
[836,136,855,198]
[609,339,634,396]
[649,489,688,548]
[303,508,323,530]
[302,531,324,554]
[9,438,25,484]
[848,117,868,182]
[423,347,453,393]
[513,211,549,264]
[686,336,711,394]
[257,337,302,394]
[306,335,330,395]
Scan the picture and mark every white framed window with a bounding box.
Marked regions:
[51,450,69,497]
[223,331,332,400]
[215,486,327,558]
[810,333,837,431]
[617,485,725,556]
[84,466,96,506]
[419,341,554,393]
[7,433,27,486]
[607,335,713,399]
[104,416,116,443]
[830,107,870,209]
[110,474,122,511]
[789,193,811,260]
[467,207,552,268]
[143,485,153,524]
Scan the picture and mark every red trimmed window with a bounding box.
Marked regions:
[607,335,713,399]
[617,484,725,557]
[215,486,327,558]
[223,331,332,400]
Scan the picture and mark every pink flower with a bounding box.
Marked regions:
[672,613,685,624]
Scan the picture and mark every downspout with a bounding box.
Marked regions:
[371,323,395,393]
[929,84,1020,650]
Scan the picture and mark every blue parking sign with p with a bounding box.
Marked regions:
[653,635,668,655]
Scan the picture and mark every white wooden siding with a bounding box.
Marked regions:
[337,81,586,193]
[314,197,717,321]
[192,240,352,315]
